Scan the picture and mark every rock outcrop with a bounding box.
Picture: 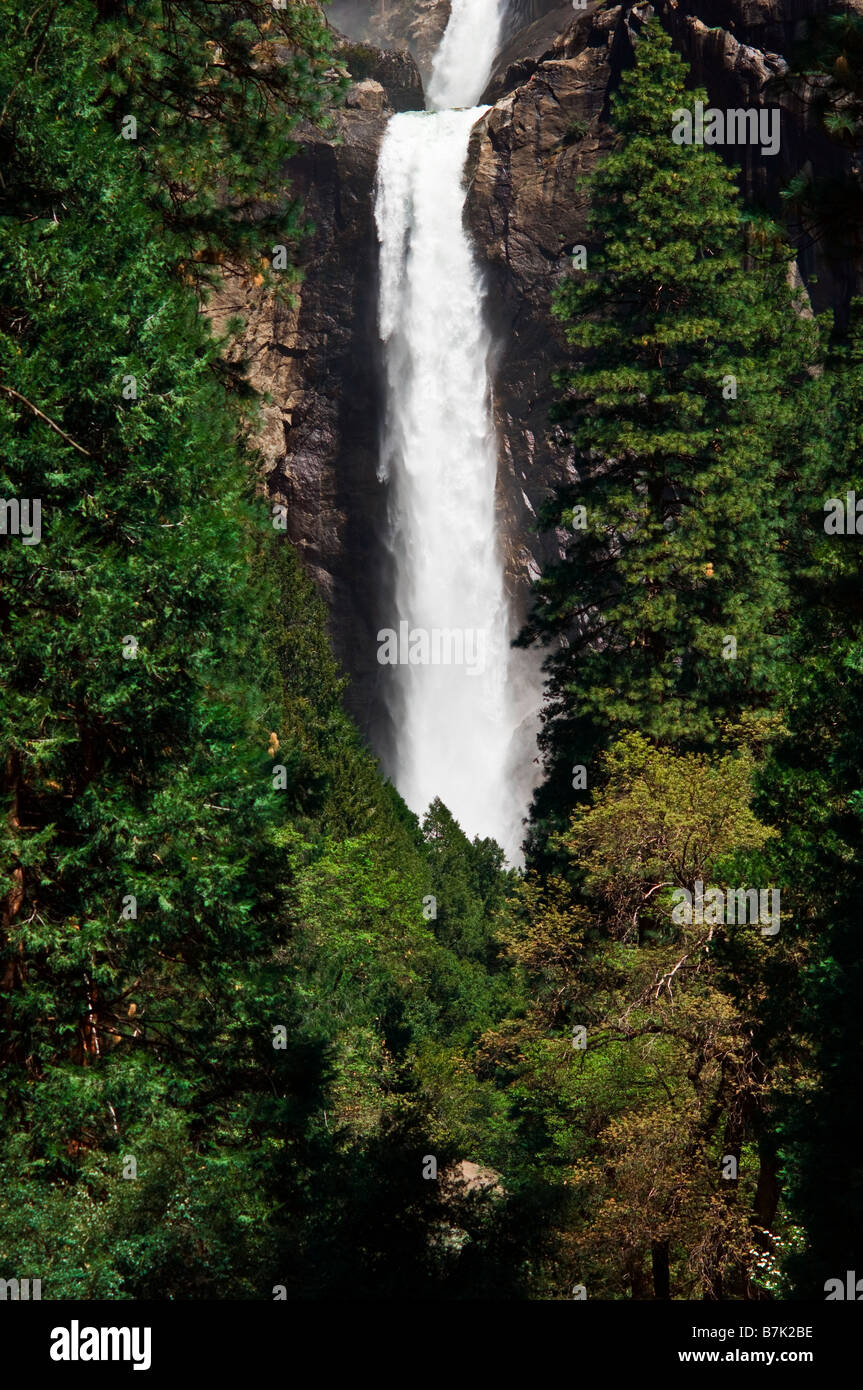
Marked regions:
[655,0,860,315]
[329,0,452,84]
[332,33,425,110]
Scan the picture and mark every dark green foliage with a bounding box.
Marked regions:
[761,309,863,1295]
[519,18,818,862]
[0,0,329,1299]
[0,0,537,1299]
[2,0,861,1305]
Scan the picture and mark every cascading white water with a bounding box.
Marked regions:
[374,0,541,863]
[427,0,508,110]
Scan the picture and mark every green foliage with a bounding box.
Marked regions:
[0,0,537,1300]
[488,734,807,1298]
[2,0,860,1306]
[520,17,819,862]
[560,732,775,942]
[0,0,344,282]
[758,306,863,1294]
[0,11,301,1252]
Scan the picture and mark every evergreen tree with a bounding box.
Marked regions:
[519,17,817,861]
[0,0,528,1299]
[0,0,339,1297]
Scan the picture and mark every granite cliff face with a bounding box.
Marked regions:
[210,87,398,753]
[216,1,862,742]
[466,3,626,588]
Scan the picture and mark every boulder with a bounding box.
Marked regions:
[345,77,388,109]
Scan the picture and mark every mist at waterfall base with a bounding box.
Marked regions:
[373,0,543,866]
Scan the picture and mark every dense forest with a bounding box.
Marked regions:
[1,0,862,1303]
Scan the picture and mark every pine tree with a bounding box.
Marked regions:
[519,16,818,861]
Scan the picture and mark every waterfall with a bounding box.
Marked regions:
[427,0,507,111]
[374,0,541,864]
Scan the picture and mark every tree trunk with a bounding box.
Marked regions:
[652,1240,671,1299]
[626,1250,653,1300]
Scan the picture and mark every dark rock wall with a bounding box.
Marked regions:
[655,0,861,319]
[468,5,630,593]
